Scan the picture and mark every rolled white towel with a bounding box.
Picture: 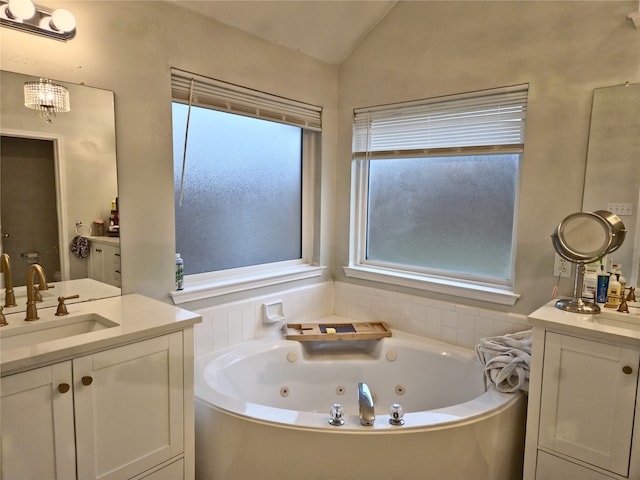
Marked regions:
[475,330,532,393]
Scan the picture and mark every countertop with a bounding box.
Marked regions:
[86,235,120,247]
[0,294,201,376]
[529,300,640,346]
[1,277,121,314]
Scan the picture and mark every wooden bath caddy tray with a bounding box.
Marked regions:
[285,322,391,341]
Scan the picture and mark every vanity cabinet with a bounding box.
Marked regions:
[524,305,640,480]
[1,332,188,480]
[88,238,121,288]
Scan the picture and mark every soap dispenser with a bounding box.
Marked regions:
[605,270,622,308]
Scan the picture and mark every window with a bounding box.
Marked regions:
[170,69,323,302]
[346,85,528,305]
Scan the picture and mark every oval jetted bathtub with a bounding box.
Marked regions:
[194,324,526,480]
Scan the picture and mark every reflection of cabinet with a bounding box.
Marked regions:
[524,307,640,480]
[1,333,187,480]
[88,239,121,287]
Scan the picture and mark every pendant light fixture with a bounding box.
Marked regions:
[24,78,71,123]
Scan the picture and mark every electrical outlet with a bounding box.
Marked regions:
[554,254,571,278]
[607,203,633,216]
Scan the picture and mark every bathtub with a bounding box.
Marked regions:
[194,323,526,480]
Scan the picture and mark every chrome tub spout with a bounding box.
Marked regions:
[358,382,375,426]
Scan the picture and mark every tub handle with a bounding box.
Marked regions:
[329,403,345,426]
[389,403,405,426]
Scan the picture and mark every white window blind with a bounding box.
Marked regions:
[171,68,322,131]
[353,84,528,159]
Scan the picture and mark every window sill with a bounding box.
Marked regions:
[170,263,326,305]
[343,265,520,306]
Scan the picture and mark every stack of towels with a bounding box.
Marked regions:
[475,330,532,393]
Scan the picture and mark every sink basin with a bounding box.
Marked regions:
[0,313,119,351]
[590,305,640,332]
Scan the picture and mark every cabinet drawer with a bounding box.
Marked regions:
[536,451,616,480]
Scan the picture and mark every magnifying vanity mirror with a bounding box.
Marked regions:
[0,70,120,314]
[552,210,626,313]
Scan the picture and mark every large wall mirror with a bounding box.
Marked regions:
[0,70,120,313]
[583,83,640,287]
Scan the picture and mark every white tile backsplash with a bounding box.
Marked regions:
[192,280,530,356]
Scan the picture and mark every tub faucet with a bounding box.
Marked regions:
[25,264,49,321]
[358,382,375,426]
[0,253,16,307]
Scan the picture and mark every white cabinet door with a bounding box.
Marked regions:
[88,244,105,283]
[73,333,184,480]
[88,243,121,287]
[539,332,639,476]
[1,362,76,480]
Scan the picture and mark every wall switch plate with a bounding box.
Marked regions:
[607,203,633,216]
[554,254,571,278]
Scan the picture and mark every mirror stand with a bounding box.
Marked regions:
[552,210,626,315]
[555,262,601,314]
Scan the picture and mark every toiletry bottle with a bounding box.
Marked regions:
[175,254,184,290]
[596,263,609,304]
[582,264,598,302]
[605,270,621,307]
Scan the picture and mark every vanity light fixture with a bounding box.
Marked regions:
[24,78,71,123]
[0,0,76,41]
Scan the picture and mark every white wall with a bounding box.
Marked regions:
[336,1,640,315]
[2,1,639,317]
[0,0,337,305]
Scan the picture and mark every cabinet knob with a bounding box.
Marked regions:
[81,376,93,386]
[58,383,71,393]
[622,365,633,375]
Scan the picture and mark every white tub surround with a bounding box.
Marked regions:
[524,301,640,480]
[195,329,526,479]
[192,281,530,357]
[1,294,201,480]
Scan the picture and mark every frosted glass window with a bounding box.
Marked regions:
[173,103,302,274]
[351,86,527,291]
[366,154,519,282]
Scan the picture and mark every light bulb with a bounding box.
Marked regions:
[5,0,35,21]
[50,9,76,32]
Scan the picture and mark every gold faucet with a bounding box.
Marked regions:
[0,253,16,307]
[25,264,49,321]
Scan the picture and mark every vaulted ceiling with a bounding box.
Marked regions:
[169,1,398,65]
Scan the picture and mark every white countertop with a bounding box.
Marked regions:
[0,294,201,376]
[86,235,120,247]
[1,278,121,314]
[529,300,640,346]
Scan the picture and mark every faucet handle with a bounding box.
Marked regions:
[389,403,405,426]
[0,306,7,326]
[55,294,80,316]
[329,403,345,426]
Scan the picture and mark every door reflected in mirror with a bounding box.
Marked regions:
[0,70,120,313]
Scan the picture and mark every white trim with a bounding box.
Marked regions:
[343,264,520,306]
[169,263,325,304]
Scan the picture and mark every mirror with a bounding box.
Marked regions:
[0,70,120,314]
[583,83,640,288]
[552,210,626,314]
